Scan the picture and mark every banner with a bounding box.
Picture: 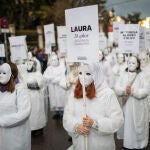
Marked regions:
[9,36,28,61]
[139,27,145,50]
[113,21,124,44]
[99,32,107,51]
[118,24,139,53]
[44,24,55,54]
[145,28,150,49]
[65,5,99,62]
[57,26,67,56]
[0,44,5,57]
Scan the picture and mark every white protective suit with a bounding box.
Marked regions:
[99,51,114,89]
[63,63,124,150]
[43,54,66,111]
[112,54,127,88]
[115,70,149,149]
[0,83,31,150]
[22,60,46,130]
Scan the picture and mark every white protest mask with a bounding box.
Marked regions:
[78,65,93,87]
[128,56,138,72]
[117,54,124,64]
[78,63,105,88]
[50,54,59,66]
[27,60,34,71]
[0,63,11,85]
[139,52,148,67]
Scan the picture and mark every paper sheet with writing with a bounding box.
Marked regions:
[65,5,99,63]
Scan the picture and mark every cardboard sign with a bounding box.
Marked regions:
[118,24,139,53]
[65,5,99,62]
[44,24,55,54]
[57,26,67,56]
[9,36,28,61]
[0,44,5,57]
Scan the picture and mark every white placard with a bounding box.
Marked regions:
[99,32,107,51]
[65,5,99,62]
[113,21,124,44]
[145,28,150,49]
[57,26,67,55]
[118,24,139,53]
[44,24,55,54]
[0,44,5,57]
[139,27,145,50]
[9,36,28,61]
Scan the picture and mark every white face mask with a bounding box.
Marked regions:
[128,57,138,72]
[78,65,94,87]
[51,58,59,66]
[27,61,34,71]
[0,63,11,85]
[139,54,148,67]
[117,54,124,64]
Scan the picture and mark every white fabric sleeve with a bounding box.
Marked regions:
[114,74,126,96]
[63,95,80,137]
[132,74,149,100]
[43,68,54,82]
[94,91,124,135]
[0,84,31,127]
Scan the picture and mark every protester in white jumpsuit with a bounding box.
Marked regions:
[43,53,66,118]
[22,60,46,132]
[112,53,127,88]
[115,56,149,149]
[63,63,124,150]
[99,50,114,88]
[138,51,150,122]
[0,63,31,150]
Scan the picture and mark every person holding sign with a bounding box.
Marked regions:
[63,63,124,150]
[114,56,149,149]
[0,63,31,150]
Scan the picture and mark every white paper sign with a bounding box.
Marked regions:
[139,27,145,50]
[113,21,124,44]
[0,44,5,57]
[65,5,99,62]
[57,26,67,55]
[9,36,28,61]
[145,28,150,49]
[44,24,55,54]
[99,32,107,51]
[118,24,139,53]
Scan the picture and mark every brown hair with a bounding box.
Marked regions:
[74,79,96,100]
[8,62,18,79]
[0,62,17,93]
[0,76,15,93]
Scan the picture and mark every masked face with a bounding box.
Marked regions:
[50,56,59,66]
[0,63,11,85]
[27,61,34,71]
[117,54,124,64]
[139,53,148,67]
[78,65,94,87]
[128,57,138,72]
